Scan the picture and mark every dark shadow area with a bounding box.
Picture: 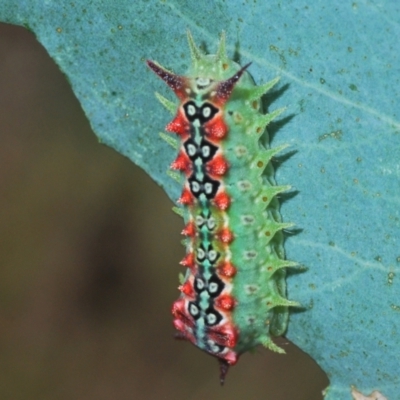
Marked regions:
[268,113,295,142]
[273,148,298,165]
[232,39,241,64]
[264,82,290,106]
[277,187,300,206]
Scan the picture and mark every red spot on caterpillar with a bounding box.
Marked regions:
[177,187,194,205]
[173,318,186,334]
[215,294,236,311]
[172,299,194,329]
[207,324,238,349]
[146,60,189,100]
[217,227,234,244]
[172,300,200,350]
[218,261,237,278]
[178,280,195,297]
[213,191,231,210]
[173,319,196,344]
[171,151,191,174]
[181,221,196,237]
[166,111,190,137]
[224,351,238,366]
[204,116,228,140]
[206,154,229,176]
[180,252,195,269]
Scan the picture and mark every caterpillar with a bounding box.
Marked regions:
[147,32,298,384]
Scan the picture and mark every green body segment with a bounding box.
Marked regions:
[221,81,290,352]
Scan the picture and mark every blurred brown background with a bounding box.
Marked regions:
[0,24,328,399]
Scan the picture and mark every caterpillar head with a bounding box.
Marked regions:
[146,32,251,107]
